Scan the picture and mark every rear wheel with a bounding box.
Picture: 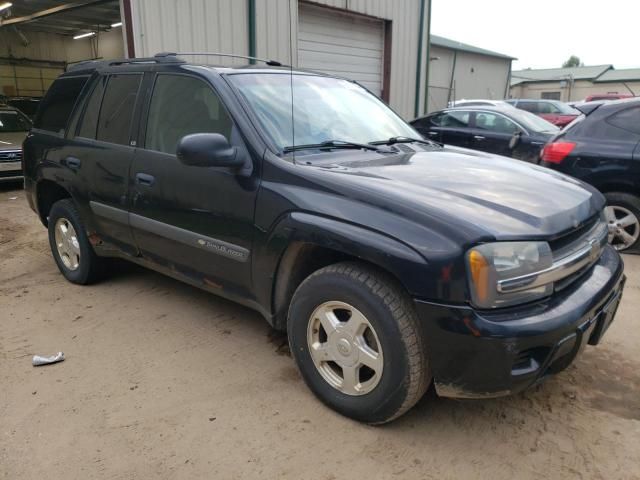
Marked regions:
[48,199,104,284]
[288,262,430,424]
[604,192,640,252]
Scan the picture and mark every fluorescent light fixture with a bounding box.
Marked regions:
[111,21,122,28]
[73,31,96,40]
[0,2,12,12]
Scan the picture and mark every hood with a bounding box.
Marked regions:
[0,131,28,150]
[308,147,603,241]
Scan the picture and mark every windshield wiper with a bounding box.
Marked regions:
[369,136,441,148]
[283,139,386,154]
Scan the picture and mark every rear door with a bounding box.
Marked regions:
[128,72,258,298]
[471,111,520,157]
[66,73,143,255]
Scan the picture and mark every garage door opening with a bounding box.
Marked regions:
[298,3,390,101]
[0,1,126,99]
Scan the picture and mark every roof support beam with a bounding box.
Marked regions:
[0,0,115,27]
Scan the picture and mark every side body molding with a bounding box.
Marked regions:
[89,201,250,262]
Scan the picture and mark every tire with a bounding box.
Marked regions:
[287,262,430,424]
[604,192,640,253]
[48,199,104,284]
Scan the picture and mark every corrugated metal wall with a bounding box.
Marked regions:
[129,0,429,118]
[426,45,512,111]
[132,0,249,66]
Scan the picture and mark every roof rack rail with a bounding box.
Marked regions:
[108,55,186,66]
[67,55,185,72]
[155,52,284,67]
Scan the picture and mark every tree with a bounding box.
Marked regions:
[562,56,583,68]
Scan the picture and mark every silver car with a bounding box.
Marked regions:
[0,106,31,182]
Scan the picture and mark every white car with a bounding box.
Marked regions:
[448,99,512,108]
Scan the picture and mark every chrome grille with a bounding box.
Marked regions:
[0,150,22,162]
[552,215,608,291]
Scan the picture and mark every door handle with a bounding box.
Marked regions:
[135,173,155,186]
[474,135,486,140]
[427,131,439,136]
[64,156,81,169]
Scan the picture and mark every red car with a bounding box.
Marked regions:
[505,99,580,128]
[584,94,633,102]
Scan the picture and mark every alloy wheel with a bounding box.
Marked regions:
[605,205,640,251]
[307,301,383,396]
[54,217,81,271]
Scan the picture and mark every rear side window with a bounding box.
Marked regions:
[78,76,107,139]
[475,112,519,134]
[34,76,88,134]
[96,74,142,145]
[607,106,640,135]
[144,74,233,154]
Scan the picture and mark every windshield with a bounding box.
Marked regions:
[0,110,31,133]
[229,73,417,151]
[508,108,559,133]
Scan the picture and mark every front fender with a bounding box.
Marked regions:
[252,211,463,326]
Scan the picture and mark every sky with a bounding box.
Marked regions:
[431,0,640,71]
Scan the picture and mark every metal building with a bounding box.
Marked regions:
[510,65,640,102]
[127,0,432,119]
[0,1,436,119]
[427,35,515,112]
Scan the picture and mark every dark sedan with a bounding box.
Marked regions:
[410,106,559,163]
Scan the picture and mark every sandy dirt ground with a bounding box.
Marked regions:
[1,183,639,480]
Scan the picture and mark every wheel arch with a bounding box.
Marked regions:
[263,212,429,331]
[596,181,638,197]
[36,179,72,227]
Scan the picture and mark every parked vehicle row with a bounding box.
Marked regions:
[410,105,558,163]
[22,55,624,423]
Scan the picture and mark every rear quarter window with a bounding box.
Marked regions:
[34,76,89,135]
[606,106,640,135]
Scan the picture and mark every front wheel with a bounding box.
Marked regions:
[288,262,430,424]
[604,192,640,252]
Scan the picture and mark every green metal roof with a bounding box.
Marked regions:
[511,65,613,86]
[430,35,516,60]
[595,68,640,83]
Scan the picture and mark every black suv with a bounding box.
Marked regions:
[23,55,625,424]
[541,98,640,252]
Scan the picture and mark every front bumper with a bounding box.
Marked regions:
[415,245,625,399]
[0,160,22,181]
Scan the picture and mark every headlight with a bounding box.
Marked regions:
[466,242,553,309]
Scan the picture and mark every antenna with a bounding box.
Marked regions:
[154,52,284,67]
[288,0,296,164]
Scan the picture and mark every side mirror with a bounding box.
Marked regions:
[509,131,523,150]
[177,133,243,168]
